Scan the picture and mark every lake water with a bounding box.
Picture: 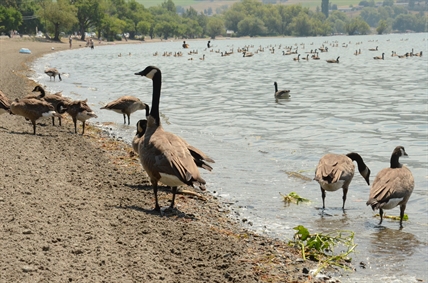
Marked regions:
[31,33,428,282]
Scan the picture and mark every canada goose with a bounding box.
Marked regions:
[134,66,214,212]
[326,56,340,63]
[312,52,320,60]
[243,51,254,57]
[293,54,300,61]
[132,119,214,172]
[314,152,371,210]
[10,98,65,135]
[413,51,423,57]
[391,51,397,57]
[373,53,385,60]
[0,90,11,115]
[44,68,62,81]
[273,82,290,99]
[64,99,97,134]
[182,41,189,48]
[32,85,71,126]
[301,54,310,60]
[366,146,414,228]
[207,40,211,48]
[101,96,149,125]
[398,52,409,58]
[200,54,205,60]
[369,46,378,51]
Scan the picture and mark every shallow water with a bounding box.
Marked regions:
[32,33,428,282]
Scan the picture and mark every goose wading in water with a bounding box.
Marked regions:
[134,66,214,212]
[366,146,414,228]
[44,68,62,81]
[101,96,149,125]
[273,82,290,99]
[314,152,371,211]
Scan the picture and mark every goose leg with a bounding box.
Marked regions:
[320,187,326,210]
[152,181,160,212]
[52,117,55,126]
[378,208,384,225]
[170,187,177,209]
[73,117,78,133]
[58,117,62,126]
[123,114,126,124]
[342,187,348,210]
[31,120,36,135]
[127,114,131,125]
[399,204,406,229]
[82,121,86,135]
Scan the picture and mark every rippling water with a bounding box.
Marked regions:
[32,33,428,282]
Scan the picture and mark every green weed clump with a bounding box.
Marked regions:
[280,192,310,205]
[288,225,357,275]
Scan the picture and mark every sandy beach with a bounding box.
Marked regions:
[0,36,328,282]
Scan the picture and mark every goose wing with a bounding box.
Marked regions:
[142,129,206,189]
[367,167,414,207]
[315,154,354,184]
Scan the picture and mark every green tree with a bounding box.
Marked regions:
[290,11,312,36]
[161,0,176,13]
[346,17,370,34]
[101,15,126,41]
[75,0,104,41]
[37,0,77,41]
[376,19,388,34]
[0,5,22,36]
[126,0,152,39]
[206,16,224,39]
[360,7,381,27]
[321,0,329,18]
[237,16,267,36]
[392,13,415,32]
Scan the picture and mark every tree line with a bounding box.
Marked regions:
[0,0,426,42]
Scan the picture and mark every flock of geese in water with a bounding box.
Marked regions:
[0,42,418,226]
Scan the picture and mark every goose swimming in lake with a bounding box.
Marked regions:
[273,82,290,99]
[366,146,414,228]
[326,56,340,63]
[314,152,371,210]
[134,66,214,212]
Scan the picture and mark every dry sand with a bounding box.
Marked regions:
[0,36,331,282]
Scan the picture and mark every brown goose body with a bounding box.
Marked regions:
[44,68,62,81]
[101,96,149,125]
[135,66,214,211]
[10,98,63,134]
[374,53,385,60]
[273,82,290,99]
[32,85,71,126]
[326,56,340,63]
[64,99,97,134]
[366,146,414,228]
[0,90,11,115]
[314,152,370,210]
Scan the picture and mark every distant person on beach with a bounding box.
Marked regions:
[182,41,189,48]
[69,36,72,48]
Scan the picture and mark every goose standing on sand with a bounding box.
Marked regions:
[132,119,214,172]
[65,99,97,134]
[44,68,62,81]
[0,90,11,115]
[366,146,414,228]
[314,152,371,210]
[373,53,385,60]
[134,66,214,212]
[326,56,340,63]
[101,96,149,125]
[32,85,71,126]
[273,82,290,99]
[10,98,65,135]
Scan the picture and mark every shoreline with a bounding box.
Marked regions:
[0,37,332,282]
